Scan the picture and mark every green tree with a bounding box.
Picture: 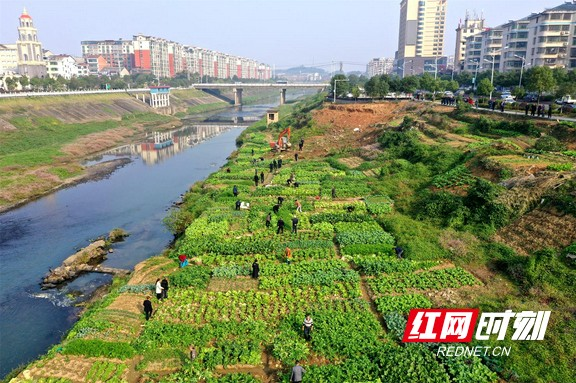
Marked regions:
[19,75,29,89]
[419,73,436,93]
[30,77,43,91]
[446,80,459,92]
[513,86,526,100]
[375,78,390,98]
[5,77,18,91]
[68,77,82,90]
[477,78,494,97]
[400,76,419,93]
[330,74,349,97]
[555,70,576,99]
[351,86,361,99]
[365,76,389,98]
[454,71,473,87]
[525,66,556,103]
[388,76,401,92]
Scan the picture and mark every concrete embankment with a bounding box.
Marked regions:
[0,89,227,212]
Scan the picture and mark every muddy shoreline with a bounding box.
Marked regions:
[0,158,133,215]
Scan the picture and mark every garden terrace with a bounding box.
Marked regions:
[12,97,575,383]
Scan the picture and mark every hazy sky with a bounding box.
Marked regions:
[0,0,566,72]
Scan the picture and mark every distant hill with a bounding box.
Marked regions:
[278,66,327,75]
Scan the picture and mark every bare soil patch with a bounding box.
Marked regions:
[207,277,259,292]
[494,208,576,255]
[20,354,130,383]
[306,102,410,158]
[128,257,177,285]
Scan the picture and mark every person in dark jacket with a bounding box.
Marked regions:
[278,158,283,168]
[143,296,153,320]
[251,259,260,279]
[253,174,259,187]
[236,200,242,210]
[233,185,238,197]
[291,216,299,234]
[531,103,537,116]
[260,171,264,184]
[273,159,278,170]
[277,218,285,234]
[272,204,280,214]
[160,277,169,299]
[299,138,304,151]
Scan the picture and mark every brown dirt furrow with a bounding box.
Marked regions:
[494,209,576,255]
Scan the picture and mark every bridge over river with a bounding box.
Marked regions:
[192,83,329,105]
[0,82,329,106]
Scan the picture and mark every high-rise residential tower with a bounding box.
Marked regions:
[396,0,447,76]
[16,7,46,78]
[454,12,485,73]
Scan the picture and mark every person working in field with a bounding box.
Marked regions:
[302,314,313,341]
[285,247,292,264]
[143,296,153,320]
[251,259,260,279]
[178,254,188,268]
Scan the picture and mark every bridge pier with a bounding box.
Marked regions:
[280,88,287,105]
[234,88,243,106]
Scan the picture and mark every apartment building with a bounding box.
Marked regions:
[81,39,134,72]
[501,18,530,72]
[0,44,18,74]
[132,34,175,78]
[367,58,395,77]
[527,2,576,69]
[83,36,271,80]
[454,13,485,73]
[396,0,447,75]
[463,25,504,74]
[46,55,78,79]
[85,55,108,75]
[461,1,576,74]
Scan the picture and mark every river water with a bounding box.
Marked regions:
[0,102,278,378]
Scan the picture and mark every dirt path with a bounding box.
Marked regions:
[359,276,387,330]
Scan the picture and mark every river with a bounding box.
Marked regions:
[0,102,280,378]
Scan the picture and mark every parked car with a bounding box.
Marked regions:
[523,94,538,102]
[555,95,576,105]
[501,95,515,103]
[443,91,454,98]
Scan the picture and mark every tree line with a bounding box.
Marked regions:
[331,67,576,101]
[0,72,265,92]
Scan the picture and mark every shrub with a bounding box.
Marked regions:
[534,136,567,152]
[416,191,468,228]
[546,163,573,171]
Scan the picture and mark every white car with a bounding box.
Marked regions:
[501,95,515,103]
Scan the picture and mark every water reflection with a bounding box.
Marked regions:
[101,124,249,165]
